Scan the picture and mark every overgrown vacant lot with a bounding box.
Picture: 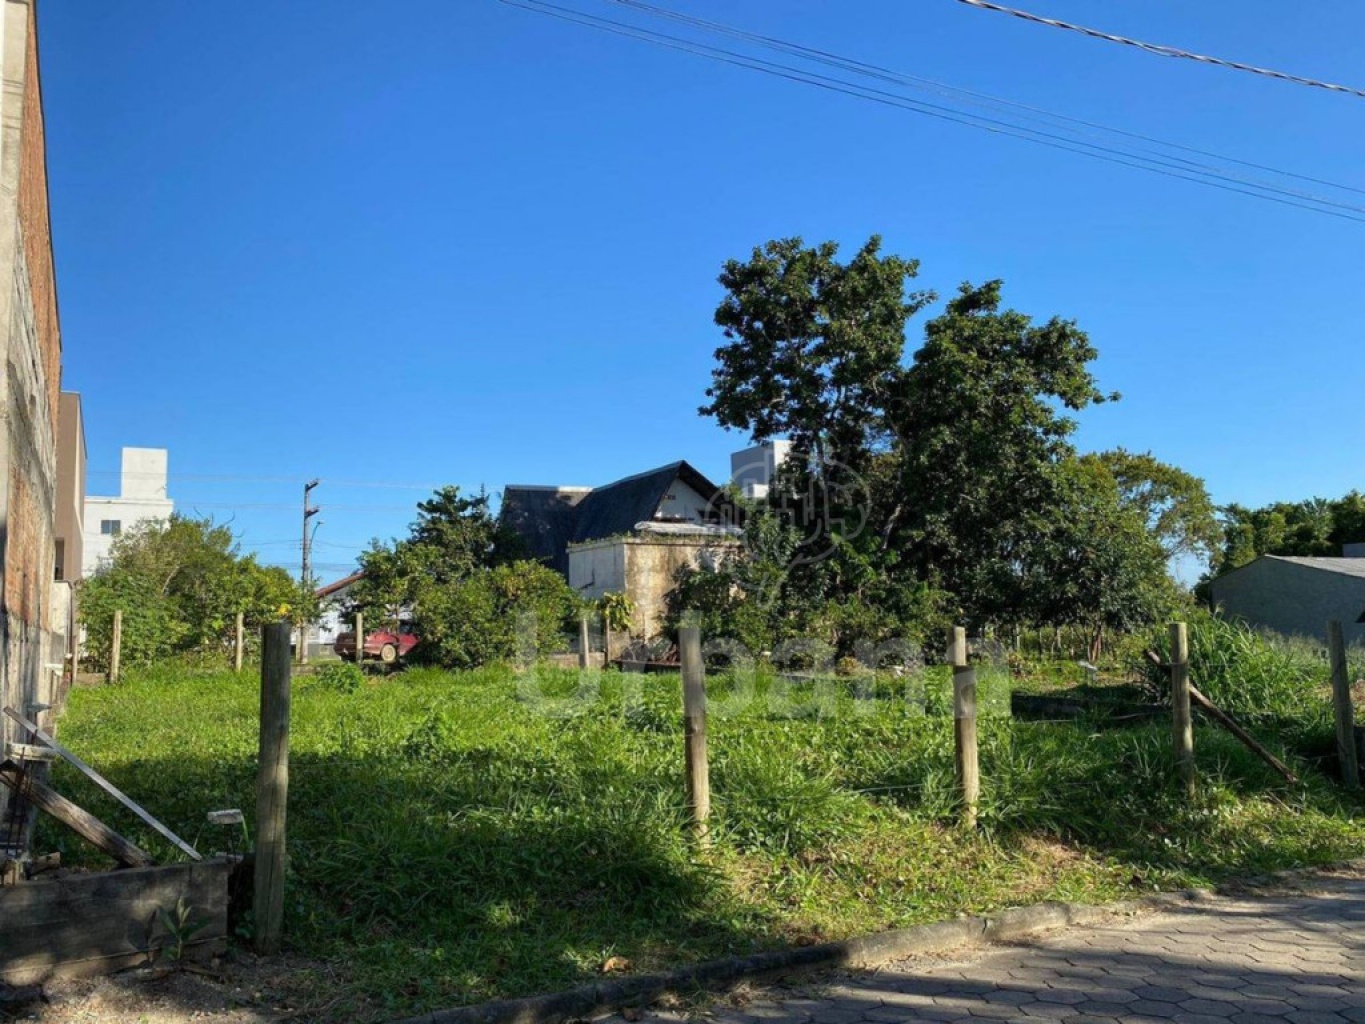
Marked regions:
[42,660,1365,1021]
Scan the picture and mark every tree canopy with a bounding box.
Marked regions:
[678,235,1199,655]
[346,486,575,667]
[1216,491,1365,574]
[80,515,305,670]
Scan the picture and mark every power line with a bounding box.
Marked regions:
[86,469,446,490]
[606,0,1365,200]
[955,0,1365,100]
[498,0,1365,223]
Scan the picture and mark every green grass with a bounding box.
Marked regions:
[37,660,1365,1021]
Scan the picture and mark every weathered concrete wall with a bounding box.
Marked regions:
[567,540,626,600]
[570,537,737,639]
[1209,557,1365,645]
[0,0,64,827]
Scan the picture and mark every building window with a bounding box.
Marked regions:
[100,520,121,536]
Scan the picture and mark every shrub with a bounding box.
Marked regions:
[416,561,577,669]
[1142,612,1325,720]
[313,662,364,694]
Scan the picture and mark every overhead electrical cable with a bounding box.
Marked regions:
[605,0,1365,199]
[955,0,1365,100]
[497,0,1365,222]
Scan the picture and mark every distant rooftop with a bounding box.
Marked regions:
[1266,555,1365,579]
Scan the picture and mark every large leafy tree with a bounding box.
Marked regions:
[1027,459,1176,659]
[697,236,1197,647]
[891,280,1115,627]
[350,486,526,627]
[80,515,303,670]
[703,235,933,473]
[1086,449,1221,567]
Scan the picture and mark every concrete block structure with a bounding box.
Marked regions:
[0,0,67,839]
[502,461,739,639]
[1208,555,1365,645]
[568,530,737,638]
[81,447,174,576]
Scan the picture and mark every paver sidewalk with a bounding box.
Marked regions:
[618,872,1365,1024]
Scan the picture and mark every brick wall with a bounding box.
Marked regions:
[18,7,58,443]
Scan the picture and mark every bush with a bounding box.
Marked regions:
[1142,613,1326,720]
[415,561,578,669]
[313,662,364,694]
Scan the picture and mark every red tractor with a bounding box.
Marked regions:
[334,622,419,665]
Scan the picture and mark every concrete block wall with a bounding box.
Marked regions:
[1209,558,1365,646]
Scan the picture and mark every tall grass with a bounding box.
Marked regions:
[36,659,1365,1020]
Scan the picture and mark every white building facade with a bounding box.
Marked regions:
[81,447,174,576]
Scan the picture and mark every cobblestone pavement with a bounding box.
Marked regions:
[615,872,1365,1024]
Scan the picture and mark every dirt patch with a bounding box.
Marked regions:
[6,950,370,1024]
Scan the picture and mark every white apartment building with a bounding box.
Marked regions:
[81,447,174,576]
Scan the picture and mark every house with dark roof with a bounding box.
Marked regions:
[1209,554,1365,644]
[501,460,741,638]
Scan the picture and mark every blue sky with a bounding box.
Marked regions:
[41,1,1365,581]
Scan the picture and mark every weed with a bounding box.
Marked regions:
[36,659,1365,1021]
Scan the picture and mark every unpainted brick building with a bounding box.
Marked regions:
[0,0,64,788]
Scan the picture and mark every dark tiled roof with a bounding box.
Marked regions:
[499,486,590,574]
[571,463,691,544]
[501,462,725,574]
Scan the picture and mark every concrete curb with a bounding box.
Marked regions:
[390,857,1365,1024]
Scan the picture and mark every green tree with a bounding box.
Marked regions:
[703,235,933,473]
[80,515,304,671]
[891,280,1116,627]
[1028,458,1177,659]
[350,486,525,630]
[1087,449,1221,567]
[417,561,577,670]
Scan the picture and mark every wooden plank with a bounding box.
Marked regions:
[4,742,57,762]
[679,626,710,838]
[1,707,201,861]
[1143,649,1298,784]
[1328,621,1360,789]
[0,761,153,867]
[578,616,591,671]
[254,621,292,955]
[234,611,245,674]
[0,860,229,985]
[1170,622,1195,799]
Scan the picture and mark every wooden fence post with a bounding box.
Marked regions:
[1328,621,1359,789]
[948,626,979,829]
[1170,622,1195,800]
[579,615,591,671]
[108,609,123,685]
[354,611,364,668]
[679,626,710,837]
[234,612,245,673]
[255,621,292,955]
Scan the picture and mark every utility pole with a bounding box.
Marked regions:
[300,479,320,664]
